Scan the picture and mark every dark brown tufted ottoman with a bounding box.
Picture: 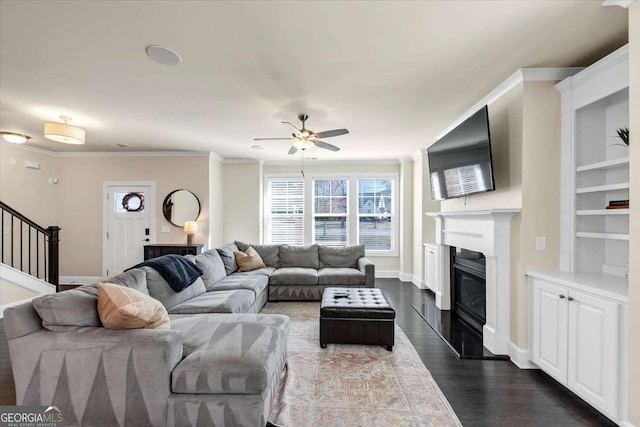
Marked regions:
[320,287,395,351]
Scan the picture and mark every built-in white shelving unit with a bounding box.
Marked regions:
[527,45,629,425]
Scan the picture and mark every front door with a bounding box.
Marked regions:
[104,183,155,277]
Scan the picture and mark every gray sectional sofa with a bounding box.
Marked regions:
[3,242,374,427]
[4,255,289,427]
[228,241,375,301]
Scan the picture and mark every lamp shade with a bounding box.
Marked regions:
[184,221,198,233]
[44,116,85,145]
[0,132,30,144]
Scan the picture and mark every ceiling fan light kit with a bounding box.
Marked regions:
[0,131,30,144]
[44,115,86,145]
[255,113,348,155]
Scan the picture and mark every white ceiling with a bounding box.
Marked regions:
[0,1,628,161]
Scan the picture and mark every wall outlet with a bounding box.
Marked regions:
[535,236,546,251]
[161,226,171,233]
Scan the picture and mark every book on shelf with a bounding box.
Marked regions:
[608,199,629,207]
[605,205,629,210]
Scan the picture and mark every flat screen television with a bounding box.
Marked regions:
[427,105,495,201]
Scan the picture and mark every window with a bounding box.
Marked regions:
[358,178,393,251]
[265,178,304,245]
[313,179,348,246]
[264,174,398,255]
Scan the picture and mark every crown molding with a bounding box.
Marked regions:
[398,155,413,163]
[602,0,637,7]
[222,158,262,164]
[263,158,401,167]
[434,67,583,142]
[1,141,213,158]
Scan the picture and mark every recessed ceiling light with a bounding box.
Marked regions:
[146,45,182,66]
[251,145,264,150]
[113,143,130,148]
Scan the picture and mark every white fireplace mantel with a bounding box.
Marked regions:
[425,209,520,355]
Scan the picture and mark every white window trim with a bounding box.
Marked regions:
[263,172,399,257]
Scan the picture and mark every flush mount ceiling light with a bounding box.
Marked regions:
[0,131,30,144]
[146,45,182,66]
[44,115,85,145]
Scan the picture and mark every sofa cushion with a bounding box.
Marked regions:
[319,245,365,268]
[234,247,266,272]
[105,268,149,295]
[216,243,240,275]
[279,244,319,269]
[231,266,276,277]
[167,290,255,314]
[209,275,268,298]
[142,267,206,309]
[97,282,169,329]
[317,268,366,286]
[190,250,227,290]
[269,267,318,286]
[170,314,290,394]
[32,285,101,331]
[235,242,280,268]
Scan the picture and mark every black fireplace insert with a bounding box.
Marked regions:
[450,247,486,334]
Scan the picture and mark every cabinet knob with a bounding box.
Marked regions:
[559,294,566,299]
[568,296,574,302]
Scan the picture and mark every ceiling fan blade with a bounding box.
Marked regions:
[315,140,340,152]
[253,137,292,141]
[288,145,299,155]
[281,121,300,131]
[314,129,349,139]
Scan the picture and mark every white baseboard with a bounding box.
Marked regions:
[411,275,426,289]
[618,421,637,427]
[376,270,399,279]
[508,341,539,369]
[399,273,412,282]
[59,276,103,285]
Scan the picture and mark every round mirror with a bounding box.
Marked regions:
[163,189,201,227]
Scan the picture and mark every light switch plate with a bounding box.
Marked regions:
[535,236,546,251]
[161,226,171,233]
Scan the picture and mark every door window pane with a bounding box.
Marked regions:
[115,192,145,213]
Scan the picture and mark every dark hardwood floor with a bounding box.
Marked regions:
[0,279,615,426]
[375,278,615,426]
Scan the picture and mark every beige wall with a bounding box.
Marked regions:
[0,144,59,227]
[422,153,440,243]
[209,155,224,248]
[627,2,639,425]
[0,279,38,306]
[56,155,210,276]
[412,155,423,281]
[513,81,562,347]
[223,162,262,244]
[440,84,524,212]
[399,160,413,277]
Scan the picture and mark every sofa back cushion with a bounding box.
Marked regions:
[235,241,280,267]
[319,245,365,268]
[32,284,101,331]
[191,250,227,290]
[105,268,149,295]
[216,243,240,275]
[97,282,170,329]
[279,244,319,269]
[142,266,206,309]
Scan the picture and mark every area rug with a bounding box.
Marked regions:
[262,302,461,426]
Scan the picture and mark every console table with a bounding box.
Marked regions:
[144,244,205,260]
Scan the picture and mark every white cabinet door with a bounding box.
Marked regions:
[532,279,568,384]
[568,289,619,418]
[424,246,439,293]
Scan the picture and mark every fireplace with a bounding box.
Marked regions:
[451,247,486,334]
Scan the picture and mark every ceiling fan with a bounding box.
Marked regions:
[254,114,349,154]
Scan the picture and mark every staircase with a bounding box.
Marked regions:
[0,201,60,293]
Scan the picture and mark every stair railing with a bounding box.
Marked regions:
[0,201,60,291]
